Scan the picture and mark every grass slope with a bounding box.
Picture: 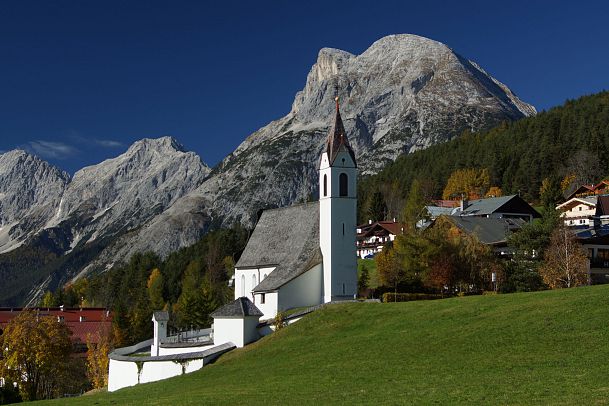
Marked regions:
[43,286,609,405]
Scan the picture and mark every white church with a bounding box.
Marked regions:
[107,98,359,391]
[234,96,358,320]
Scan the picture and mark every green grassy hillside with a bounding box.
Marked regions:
[43,285,609,405]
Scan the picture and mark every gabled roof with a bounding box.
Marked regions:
[153,311,169,321]
[556,196,597,211]
[326,98,356,166]
[236,202,322,292]
[210,297,263,318]
[357,221,404,238]
[594,180,609,190]
[567,184,595,200]
[451,195,540,218]
[441,216,525,245]
[426,206,454,218]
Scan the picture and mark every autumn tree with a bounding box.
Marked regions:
[375,244,403,298]
[0,311,72,401]
[485,186,503,198]
[539,224,589,288]
[442,168,491,200]
[86,320,113,389]
[147,268,165,311]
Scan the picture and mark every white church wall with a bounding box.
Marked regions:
[213,317,245,347]
[243,316,261,345]
[278,264,323,312]
[234,266,276,301]
[139,359,205,385]
[255,291,278,320]
[108,359,140,392]
[108,357,207,392]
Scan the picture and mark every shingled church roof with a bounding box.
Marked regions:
[236,202,322,292]
[326,97,356,166]
[210,297,263,318]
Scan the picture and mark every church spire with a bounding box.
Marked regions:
[326,95,356,166]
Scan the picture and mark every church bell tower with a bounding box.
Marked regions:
[319,96,358,303]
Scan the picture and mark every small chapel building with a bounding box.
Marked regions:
[234,97,358,319]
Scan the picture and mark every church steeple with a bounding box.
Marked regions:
[326,96,356,167]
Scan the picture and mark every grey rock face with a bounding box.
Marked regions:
[193,34,536,227]
[0,150,70,253]
[46,136,211,252]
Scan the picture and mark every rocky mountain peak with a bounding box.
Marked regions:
[128,136,187,154]
[0,149,70,253]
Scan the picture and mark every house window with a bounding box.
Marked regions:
[579,206,582,211]
[323,174,327,197]
[580,219,585,224]
[241,274,245,297]
[260,293,266,304]
[339,173,348,196]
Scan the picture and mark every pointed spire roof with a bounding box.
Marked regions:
[326,97,356,166]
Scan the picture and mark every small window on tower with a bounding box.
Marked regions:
[342,283,345,295]
[339,173,348,196]
[323,174,327,197]
[260,293,266,304]
[342,223,345,235]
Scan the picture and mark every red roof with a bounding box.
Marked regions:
[0,307,112,345]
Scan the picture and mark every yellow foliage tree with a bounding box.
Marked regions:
[147,268,165,311]
[0,311,72,401]
[442,168,491,200]
[539,225,589,288]
[485,186,503,198]
[86,322,112,389]
[561,174,577,192]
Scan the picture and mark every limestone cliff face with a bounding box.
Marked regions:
[0,150,70,253]
[193,34,535,227]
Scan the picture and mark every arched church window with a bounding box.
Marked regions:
[241,274,245,297]
[323,174,328,197]
[339,173,348,197]
[263,273,268,280]
[252,274,257,288]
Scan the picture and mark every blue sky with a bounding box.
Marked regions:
[1,1,608,174]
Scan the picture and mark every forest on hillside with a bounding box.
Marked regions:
[359,91,609,222]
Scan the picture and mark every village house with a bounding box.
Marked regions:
[0,307,111,354]
[450,194,540,222]
[356,220,403,258]
[575,196,609,284]
[556,196,597,227]
[431,215,526,257]
[566,179,609,200]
